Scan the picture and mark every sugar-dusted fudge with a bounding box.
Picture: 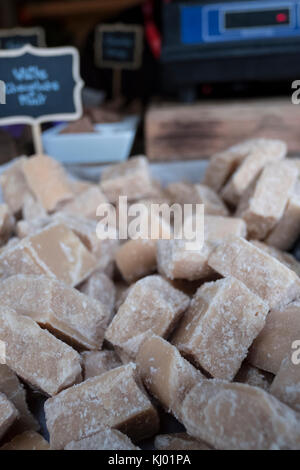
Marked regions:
[181,380,300,450]
[115,239,157,283]
[236,161,298,239]
[0,393,18,440]
[100,156,153,203]
[157,216,246,281]
[0,223,97,287]
[0,204,15,245]
[60,116,95,134]
[234,363,273,392]
[251,240,300,277]
[82,350,122,380]
[65,429,139,450]
[166,182,229,216]
[173,277,269,380]
[0,308,82,396]
[248,301,300,374]
[22,154,73,212]
[79,271,116,316]
[155,433,211,451]
[208,236,300,309]
[266,181,300,250]
[0,157,31,214]
[1,431,50,450]
[45,363,159,449]
[0,275,110,350]
[270,355,300,412]
[105,275,190,360]
[0,364,39,433]
[221,138,287,206]
[61,186,108,220]
[137,335,202,420]
[202,139,263,192]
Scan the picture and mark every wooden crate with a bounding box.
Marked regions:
[145,98,300,161]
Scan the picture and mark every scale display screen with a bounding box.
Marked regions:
[180,1,300,44]
[225,8,290,29]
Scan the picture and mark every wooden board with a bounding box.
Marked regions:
[145,98,300,161]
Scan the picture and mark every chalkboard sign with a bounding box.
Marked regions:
[0,27,45,50]
[0,45,83,125]
[95,24,143,70]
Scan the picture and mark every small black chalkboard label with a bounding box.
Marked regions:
[0,27,45,50]
[0,45,83,125]
[95,24,143,70]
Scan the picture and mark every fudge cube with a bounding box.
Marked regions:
[208,236,300,309]
[22,154,73,212]
[0,393,18,440]
[65,429,139,450]
[221,138,287,206]
[181,380,300,450]
[137,335,203,420]
[173,277,269,380]
[251,240,300,277]
[248,301,300,374]
[0,223,97,287]
[0,431,50,450]
[0,275,110,350]
[105,275,190,360]
[0,308,82,396]
[100,156,153,203]
[81,350,122,380]
[115,239,157,283]
[236,161,298,239]
[45,363,159,449]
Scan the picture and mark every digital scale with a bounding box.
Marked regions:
[161,0,300,99]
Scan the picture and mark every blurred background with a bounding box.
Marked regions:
[1,0,300,162]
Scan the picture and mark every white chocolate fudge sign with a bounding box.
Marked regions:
[0,45,83,125]
[0,27,45,50]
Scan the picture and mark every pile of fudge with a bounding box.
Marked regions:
[0,138,300,450]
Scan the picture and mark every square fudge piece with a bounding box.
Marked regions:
[270,355,300,412]
[173,277,269,380]
[105,275,190,360]
[0,223,97,287]
[100,156,153,203]
[221,138,287,207]
[137,335,203,420]
[236,161,298,240]
[22,154,73,212]
[0,308,82,396]
[208,236,300,309]
[45,363,159,449]
[0,275,111,350]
